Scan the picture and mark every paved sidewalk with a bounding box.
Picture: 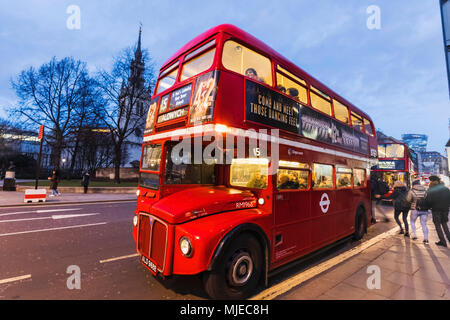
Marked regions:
[278,207,450,300]
[0,190,136,207]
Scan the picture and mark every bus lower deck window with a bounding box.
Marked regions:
[277,169,308,190]
[230,158,269,189]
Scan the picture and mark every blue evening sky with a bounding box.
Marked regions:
[0,0,448,153]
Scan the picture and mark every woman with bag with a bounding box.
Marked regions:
[377,180,410,236]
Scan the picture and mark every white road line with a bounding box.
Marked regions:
[0,274,32,285]
[99,253,139,264]
[0,208,81,218]
[0,222,107,237]
[250,226,400,300]
[0,200,135,210]
[0,213,99,223]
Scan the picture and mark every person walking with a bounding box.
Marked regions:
[82,171,90,194]
[425,176,450,248]
[48,170,60,197]
[406,180,430,244]
[378,180,410,236]
[370,174,390,223]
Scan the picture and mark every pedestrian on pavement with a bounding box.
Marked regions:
[407,179,430,244]
[370,173,390,223]
[425,176,450,248]
[48,170,60,197]
[377,180,410,236]
[82,171,90,194]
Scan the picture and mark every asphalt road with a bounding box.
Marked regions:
[0,201,397,300]
[0,201,208,300]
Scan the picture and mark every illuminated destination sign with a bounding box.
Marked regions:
[169,84,192,110]
[373,160,405,171]
[157,106,189,123]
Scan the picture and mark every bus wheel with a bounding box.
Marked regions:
[203,234,263,300]
[353,207,367,241]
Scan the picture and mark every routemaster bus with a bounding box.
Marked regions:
[371,137,418,190]
[133,24,378,299]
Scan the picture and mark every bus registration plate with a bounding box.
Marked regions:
[141,255,157,274]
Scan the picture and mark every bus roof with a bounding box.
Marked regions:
[160,24,374,123]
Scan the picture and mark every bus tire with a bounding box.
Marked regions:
[203,233,263,300]
[353,206,367,241]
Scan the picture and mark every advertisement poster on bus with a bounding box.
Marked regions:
[144,97,159,135]
[300,105,369,154]
[245,80,300,133]
[189,70,219,125]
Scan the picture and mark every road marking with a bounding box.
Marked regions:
[0,222,107,237]
[0,208,81,218]
[0,213,99,223]
[250,226,400,300]
[0,200,135,210]
[0,274,32,285]
[99,253,139,264]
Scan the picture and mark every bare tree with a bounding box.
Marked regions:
[10,57,90,170]
[95,45,156,183]
[66,76,105,177]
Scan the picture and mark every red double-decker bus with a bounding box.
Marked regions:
[133,24,378,299]
[371,139,418,190]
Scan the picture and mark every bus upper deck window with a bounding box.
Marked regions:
[363,118,374,136]
[222,40,273,86]
[310,87,332,116]
[276,66,308,104]
[351,112,364,132]
[180,45,216,81]
[333,100,350,124]
[156,65,179,95]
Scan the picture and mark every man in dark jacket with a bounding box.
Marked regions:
[425,176,450,247]
[82,171,90,194]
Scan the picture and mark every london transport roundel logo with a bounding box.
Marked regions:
[320,193,330,214]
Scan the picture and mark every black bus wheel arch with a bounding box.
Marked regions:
[203,233,263,300]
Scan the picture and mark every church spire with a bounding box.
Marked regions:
[135,24,142,62]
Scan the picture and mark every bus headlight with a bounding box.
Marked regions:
[179,237,193,257]
[136,189,140,197]
[133,215,138,227]
[258,198,265,206]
